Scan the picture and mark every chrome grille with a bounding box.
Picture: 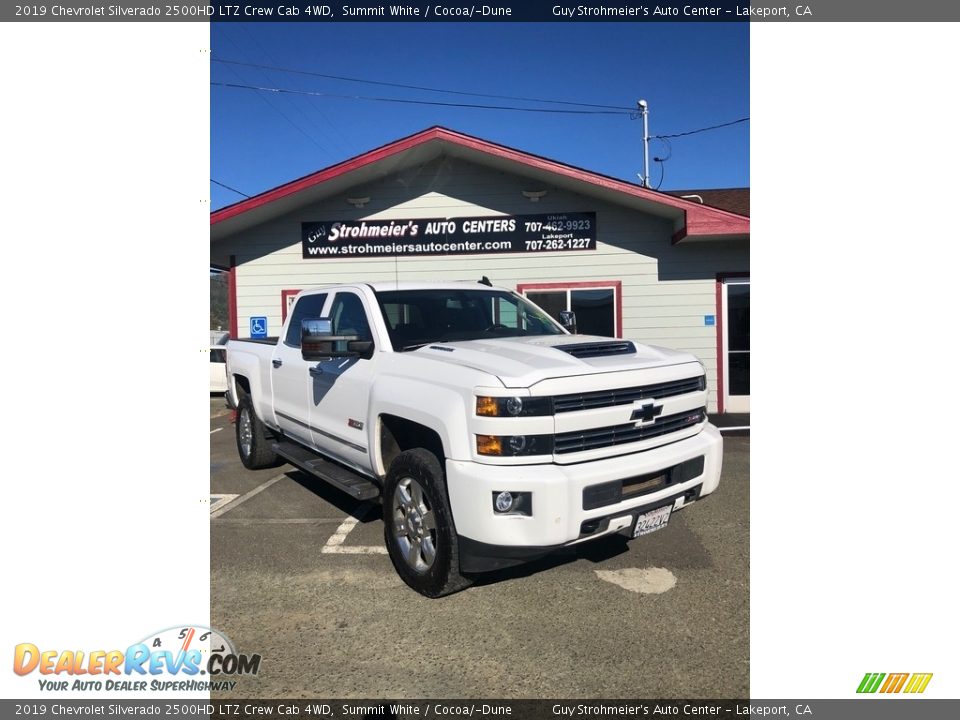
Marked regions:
[555,409,705,454]
[553,376,704,413]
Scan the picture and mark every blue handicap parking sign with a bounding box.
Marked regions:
[250,316,268,338]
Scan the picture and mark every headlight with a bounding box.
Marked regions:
[476,434,554,456]
[475,396,554,417]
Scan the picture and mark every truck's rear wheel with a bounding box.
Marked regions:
[236,396,279,470]
[383,449,472,598]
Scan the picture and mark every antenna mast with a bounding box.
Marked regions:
[638,99,650,189]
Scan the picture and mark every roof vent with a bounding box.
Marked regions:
[557,341,636,359]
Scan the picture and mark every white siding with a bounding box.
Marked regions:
[216,157,748,412]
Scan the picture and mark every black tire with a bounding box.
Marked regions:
[236,395,279,470]
[383,449,472,598]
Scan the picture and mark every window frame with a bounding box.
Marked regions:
[516,280,622,338]
[281,288,301,323]
[716,272,750,414]
[282,291,330,349]
[327,290,377,359]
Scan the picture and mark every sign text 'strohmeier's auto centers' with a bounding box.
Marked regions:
[301,212,596,259]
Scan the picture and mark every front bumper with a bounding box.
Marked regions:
[446,424,723,571]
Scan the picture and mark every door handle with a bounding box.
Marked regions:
[272,359,283,369]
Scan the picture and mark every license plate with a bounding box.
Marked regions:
[633,505,672,538]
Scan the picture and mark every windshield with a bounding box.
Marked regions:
[375,288,565,351]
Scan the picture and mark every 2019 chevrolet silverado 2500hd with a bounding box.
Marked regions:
[226,281,722,597]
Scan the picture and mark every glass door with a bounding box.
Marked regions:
[722,277,750,413]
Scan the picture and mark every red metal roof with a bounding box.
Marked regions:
[666,188,750,217]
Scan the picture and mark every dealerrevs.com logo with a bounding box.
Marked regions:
[13,625,260,692]
[857,672,933,694]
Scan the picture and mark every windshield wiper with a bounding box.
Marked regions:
[398,342,434,352]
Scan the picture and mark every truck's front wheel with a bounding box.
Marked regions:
[236,396,279,470]
[383,449,471,598]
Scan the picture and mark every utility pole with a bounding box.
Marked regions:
[637,99,650,189]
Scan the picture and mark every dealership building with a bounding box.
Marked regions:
[210,127,749,414]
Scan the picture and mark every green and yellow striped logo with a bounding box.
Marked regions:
[857,672,933,694]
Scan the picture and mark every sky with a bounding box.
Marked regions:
[210,23,748,211]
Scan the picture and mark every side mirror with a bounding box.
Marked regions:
[559,310,577,334]
[301,318,359,361]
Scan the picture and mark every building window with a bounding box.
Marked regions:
[517,281,621,338]
[281,289,301,322]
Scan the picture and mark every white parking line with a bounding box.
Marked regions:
[214,518,348,525]
[321,502,388,555]
[210,428,223,435]
[322,544,389,555]
[210,474,287,519]
[210,494,239,514]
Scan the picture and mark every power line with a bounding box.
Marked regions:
[212,58,635,112]
[211,81,635,116]
[653,117,749,139]
[226,27,348,157]
[211,179,251,198]
[217,32,335,158]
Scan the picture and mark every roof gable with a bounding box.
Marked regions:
[211,127,748,243]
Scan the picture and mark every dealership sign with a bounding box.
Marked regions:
[301,212,596,259]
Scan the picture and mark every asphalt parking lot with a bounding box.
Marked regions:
[210,397,749,699]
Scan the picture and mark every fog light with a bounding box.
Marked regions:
[491,491,532,516]
[494,491,514,513]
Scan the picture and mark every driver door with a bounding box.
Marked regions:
[270,292,329,447]
[308,291,378,474]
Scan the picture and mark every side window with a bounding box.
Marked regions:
[284,293,328,347]
[330,293,373,354]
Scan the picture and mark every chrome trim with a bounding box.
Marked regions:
[275,410,367,453]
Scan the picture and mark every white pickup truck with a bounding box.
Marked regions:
[226,281,722,597]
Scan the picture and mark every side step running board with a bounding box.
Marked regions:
[272,440,381,501]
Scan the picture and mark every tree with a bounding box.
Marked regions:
[210,272,229,330]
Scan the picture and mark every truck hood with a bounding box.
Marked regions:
[410,335,698,388]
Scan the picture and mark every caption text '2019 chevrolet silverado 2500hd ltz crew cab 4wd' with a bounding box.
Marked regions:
[226,282,722,597]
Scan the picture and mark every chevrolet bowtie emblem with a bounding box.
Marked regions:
[631,403,663,424]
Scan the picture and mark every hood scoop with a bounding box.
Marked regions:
[557,341,637,359]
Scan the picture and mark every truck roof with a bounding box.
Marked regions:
[299,281,511,294]
[368,281,507,292]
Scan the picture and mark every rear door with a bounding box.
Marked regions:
[270,292,330,446]
[308,290,377,474]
